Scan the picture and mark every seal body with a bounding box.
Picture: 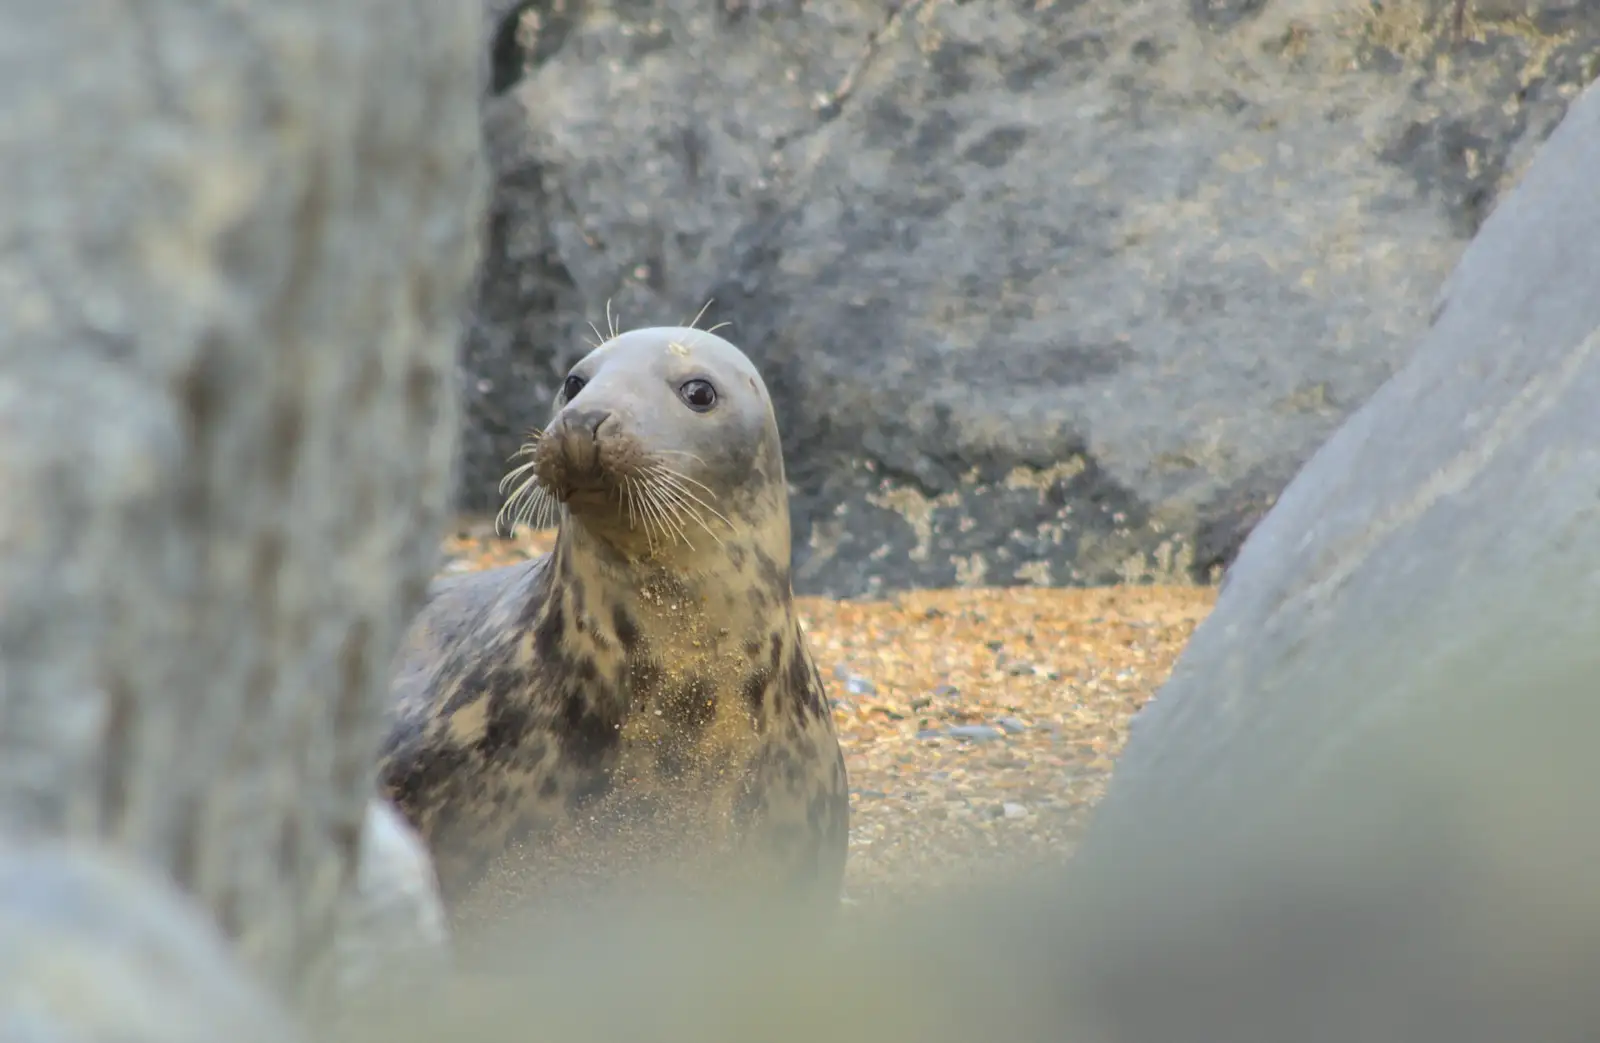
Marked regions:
[376,327,849,911]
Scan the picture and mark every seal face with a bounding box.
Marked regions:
[376,327,849,912]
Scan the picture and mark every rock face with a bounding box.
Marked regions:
[0,0,482,1017]
[1083,65,1600,868]
[1070,75,1600,1042]
[0,842,303,1043]
[335,801,452,1022]
[461,0,1597,596]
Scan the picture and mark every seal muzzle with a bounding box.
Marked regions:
[535,408,638,504]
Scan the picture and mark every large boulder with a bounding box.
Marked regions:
[460,0,1598,595]
[1070,67,1600,1041]
[0,842,303,1043]
[0,0,482,1024]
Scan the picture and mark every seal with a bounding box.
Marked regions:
[374,326,850,912]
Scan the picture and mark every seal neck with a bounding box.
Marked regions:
[551,513,795,639]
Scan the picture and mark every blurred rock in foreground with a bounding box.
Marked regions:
[0,0,483,1024]
[1074,63,1600,1042]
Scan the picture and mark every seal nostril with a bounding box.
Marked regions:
[570,409,610,437]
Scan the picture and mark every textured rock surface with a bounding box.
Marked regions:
[336,800,452,1016]
[0,0,482,1014]
[0,841,302,1043]
[1071,72,1600,1041]
[459,0,1598,595]
[1084,67,1600,871]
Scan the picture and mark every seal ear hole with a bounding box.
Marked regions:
[562,374,587,401]
[678,378,718,412]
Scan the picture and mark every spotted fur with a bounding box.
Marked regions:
[375,328,849,913]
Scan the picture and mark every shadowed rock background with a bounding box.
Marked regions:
[461,0,1599,595]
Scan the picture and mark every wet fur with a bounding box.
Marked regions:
[375,328,850,911]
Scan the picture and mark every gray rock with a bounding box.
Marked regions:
[458,0,1600,595]
[1085,67,1600,863]
[335,801,453,1021]
[0,841,302,1043]
[0,0,482,1016]
[1071,73,1600,1042]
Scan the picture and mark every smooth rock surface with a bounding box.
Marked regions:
[0,0,483,1009]
[0,841,303,1043]
[1069,71,1600,1042]
[459,0,1599,595]
[335,801,452,1024]
[1085,66,1600,870]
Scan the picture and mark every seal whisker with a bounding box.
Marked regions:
[628,475,662,553]
[652,479,724,548]
[646,466,734,529]
[497,459,538,497]
[635,478,651,537]
[497,450,562,536]
[625,476,647,540]
[640,467,723,547]
[653,480,697,550]
[513,487,542,534]
[537,486,558,530]
[496,491,528,536]
[648,478,734,541]
[640,482,674,554]
[652,449,711,468]
[649,472,727,533]
[497,469,542,535]
[646,458,721,499]
[685,298,715,331]
[642,478,696,550]
[660,483,707,550]
[605,299,621,341]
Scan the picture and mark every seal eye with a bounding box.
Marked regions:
[562,374,586,401]
[678,379,717,413]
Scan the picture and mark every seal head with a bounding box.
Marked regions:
[520,326,790,570]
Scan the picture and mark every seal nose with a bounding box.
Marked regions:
[572,409,610,438]
[558,408,612,480]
